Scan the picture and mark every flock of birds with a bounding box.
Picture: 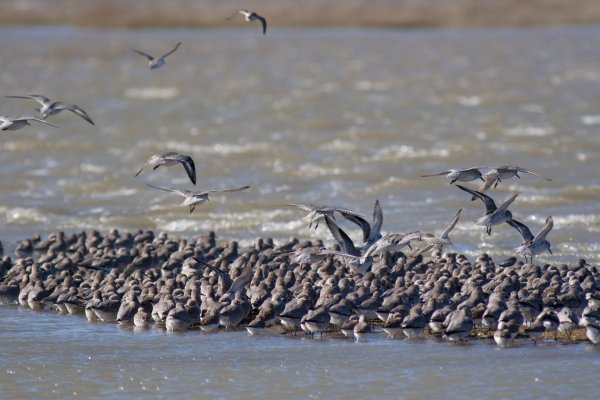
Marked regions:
[1,10,599,348]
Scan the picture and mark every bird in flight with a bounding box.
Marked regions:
[135,152,196,185]
[0,115,58,131]
[227,10,267,35]
[6,94,94,125]
[129,42,182,69]
[145,183,250,213]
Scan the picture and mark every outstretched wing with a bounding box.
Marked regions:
[21,116,59,128]
[325,216,359,257]
[164,153,196,185]
[441,209,462,240]
[129,46,154,61]
[507,219,534,244]
[255,15,267,35]
[161,42,182,59]
[6,94,51,106]
[513,167,553,181]
[368,199,383,243]
[421,170,451,177]
[456,185,497,214]
[145,182,187,197]
[532,216,553,246]
[52,102,95,125]
[204,185,250,194]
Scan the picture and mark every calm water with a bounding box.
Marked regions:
[1,305,600,399]
[1,26,599,398]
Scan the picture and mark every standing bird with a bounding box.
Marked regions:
[6,95,94,125]
[507,217,554,264]
[129,42,182,70]
[456,185,518,235]
[421,167,485,184]
[135,152,196,185]
[0,115,58,131]
[228,10,267,35]
[145,183,250,213]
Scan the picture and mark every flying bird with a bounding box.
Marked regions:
[507,216,554,264]
[135,152,196,185]
[145,182,250,213]
[227,10,267,35]
[6,95,94,125]
[285,203,371,242]
[476,166,553,195]
[0,115,58,131]
[421,167,486,184]
[129,42,182,69]
[456,185,518,235]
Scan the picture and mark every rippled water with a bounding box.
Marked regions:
[1,25,599,398]
[1,25,599,262]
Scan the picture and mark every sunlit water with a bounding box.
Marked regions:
[1,26,599,398]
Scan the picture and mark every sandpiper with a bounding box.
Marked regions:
[0,115,58,131]
[129,42,182,69]
[228,10,267,35]
[507,217,553,264]
[403,209,462,256]
[145,183,250,213]
[135,152,196,185]
[483,166,552,190]
[421,167,486,184]
[324,216,372,275]
[456,185,519,235]
[285,203,371,242]
[6,94,94,125]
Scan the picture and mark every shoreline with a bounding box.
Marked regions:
[1,228,597,348]
[1,0,600,28]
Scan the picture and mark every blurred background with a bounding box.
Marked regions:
[2,0,600,27]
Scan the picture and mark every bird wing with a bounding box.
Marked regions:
[368,199,383,243]
[284,204,314,212]
[21,116,59,128]
[476,174,497,195]
[507,219,534,244]
[441,208,462,240]
[513,167,553,181]
[52,102,95,125]
[191,257,226,277]
[6,94,51,106]
[256,15,267,35]
[129,47,154,61]
[421,170,451,177]
[496,192,519,214]
[325,216,359,257]
[411,244,435,257]
[145,182,188,197]
[165,153,196,185]
[532,216,553,245]
[204,185,250,195]
[456,185,497,214]
[161,42,182,59]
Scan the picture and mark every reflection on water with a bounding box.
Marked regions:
[1,305,600,399]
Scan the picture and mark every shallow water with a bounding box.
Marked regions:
[1,305,600,399]
[1,25,599,398]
